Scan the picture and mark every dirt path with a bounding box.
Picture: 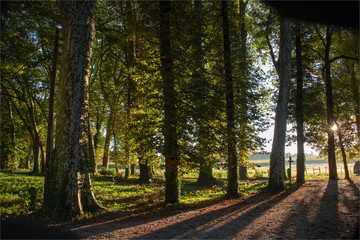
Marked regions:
[67,178,359,239]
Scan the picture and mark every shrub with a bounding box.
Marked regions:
[254,170,264,178]
[99,168,115,176]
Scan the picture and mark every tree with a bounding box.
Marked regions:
[321,25,338,180]
[160,0,179,204]
[44,28,59,202]
[294,21,305,184]
[237,0,249,180]
[0,1,58,173]
[222,0,238,197]
[46,0,102,216]
[268,16,292,191]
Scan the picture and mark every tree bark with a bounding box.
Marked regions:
[46,0,100,217]
[268,16,292,191]
[131,164,136,175]
[25,140,32,169]
[159,0,179,204]
[324,25,338,180]
[32,134,40,174]
[336,124,350,179]
[222,1,238,197]
[295,21,305,184]
[139,157,153,183]
[197,164,216,185]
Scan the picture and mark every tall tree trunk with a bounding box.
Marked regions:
[125,165,130,179]
[27,97,42,174]
[336,124,350,179]
[139,156,153,183]
[87,115,97,173]
[39,141,45,173]
[324,26,338,180]
[125,0,136,180]
[45,28,59,195]
[197,164,216,185]
[159,0,179,204]
[32,134,40,174]
[93,111,103,151]
[238,0,249,180]
[295,21,305,184]
[222,1,238,197]
[3,94,16,170]
[268,16,292,191]
[131,164,136,175]
[102,109,114,169]
[191,0,216,184]
[46,0,101,217]
[26,140,32,169]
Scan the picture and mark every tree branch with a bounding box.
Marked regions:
[313,24,326,48]
[265,33,279,75]
[330,55,359,63]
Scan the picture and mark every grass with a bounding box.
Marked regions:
[1,169,358,219]
[0,171,44,217]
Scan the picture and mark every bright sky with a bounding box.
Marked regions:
[260,123,317,156]
[258,61,317,156]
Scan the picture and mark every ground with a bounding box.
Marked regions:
[67,178,359,239]
[2,178,359,239]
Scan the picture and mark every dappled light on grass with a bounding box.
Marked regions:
[0,172,44,217]
[92,176,267,211]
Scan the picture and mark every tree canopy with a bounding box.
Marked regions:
[1,0,358,216]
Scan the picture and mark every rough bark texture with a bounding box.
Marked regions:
[222,1,238,197]
[295,22,305,184]
[268,17,292,191]
[159,1,179,204]
[324,26,337,180]
[47,0,99,217]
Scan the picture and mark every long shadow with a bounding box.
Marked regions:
[310,180,340,239]
[63,195,226,238]
[347,178,360,197]
[134,187,300,239]
[249,180,338,239]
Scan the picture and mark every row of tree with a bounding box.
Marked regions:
[1,0,359,216]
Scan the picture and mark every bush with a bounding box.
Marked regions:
[99,168,115,176]
[254,170,264,178]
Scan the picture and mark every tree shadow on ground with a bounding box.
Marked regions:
[53,179,359,239]
[132,187,300,239]
[56,184,270,238]
[253,179,359,240]
[249,179,339,239]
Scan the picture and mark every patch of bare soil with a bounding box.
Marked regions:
[64,178,359,239]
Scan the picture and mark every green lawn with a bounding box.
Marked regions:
[0,169,357,218]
